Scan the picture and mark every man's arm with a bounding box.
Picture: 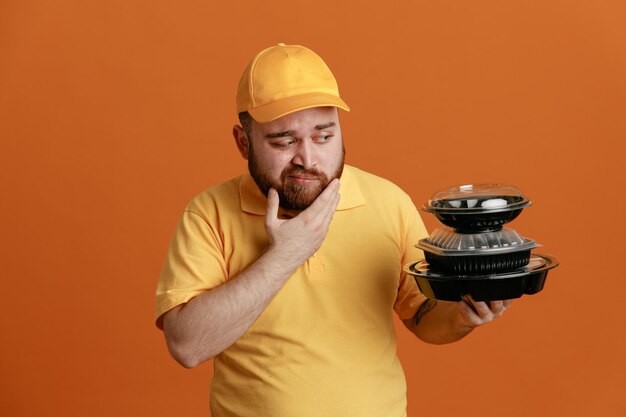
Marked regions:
[403,297,512,344]
[162,179,341,368]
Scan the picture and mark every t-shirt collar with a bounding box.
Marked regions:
[240,165,365,215]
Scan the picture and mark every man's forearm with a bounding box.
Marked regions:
[404,300,474,345]
[163,247,302,368]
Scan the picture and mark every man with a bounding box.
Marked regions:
[156,43,511,417]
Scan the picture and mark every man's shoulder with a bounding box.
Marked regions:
[184,174,245,215]
[345,165,410,198]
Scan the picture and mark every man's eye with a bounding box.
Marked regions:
[316,135,332,143]
[272,140,295,148]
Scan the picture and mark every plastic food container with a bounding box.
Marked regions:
[417,227,539,274]
[422,183,531,232]
[404,254,559,301]
[406,183,559,301]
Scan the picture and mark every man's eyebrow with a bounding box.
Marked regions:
[314,122,336,130]
[265,130,295,139]
[264,122,336,139]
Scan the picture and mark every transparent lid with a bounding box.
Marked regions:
[424,183,531,214]
[416,227,539,255]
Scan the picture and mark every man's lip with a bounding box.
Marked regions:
[288,175,319,180]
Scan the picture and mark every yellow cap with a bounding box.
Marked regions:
[236,44,350,123]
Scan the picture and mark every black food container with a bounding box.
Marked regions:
[404,254,559,301]
[417,227,538,274]
[406,183,559,301]
[422,183,531,232]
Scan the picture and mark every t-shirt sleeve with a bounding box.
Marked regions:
[155,209,227,328]
[394,202,430,320]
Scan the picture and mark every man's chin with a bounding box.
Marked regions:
[277,187,324,211]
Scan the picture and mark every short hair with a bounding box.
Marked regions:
[238,111,253,140]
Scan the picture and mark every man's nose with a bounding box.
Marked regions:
[291,140,316,169]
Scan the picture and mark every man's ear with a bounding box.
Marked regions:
[233,125,249,160]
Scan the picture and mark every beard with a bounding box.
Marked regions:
[248,146,345,211]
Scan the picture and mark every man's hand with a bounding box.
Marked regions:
[405,296,513,344]
[456,296,513,327]
[264,179,340,268]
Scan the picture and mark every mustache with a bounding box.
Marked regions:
[281,166,327,180]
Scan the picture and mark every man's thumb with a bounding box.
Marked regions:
[265,188,279,223]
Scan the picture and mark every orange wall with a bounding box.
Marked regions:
[1,1,625,416]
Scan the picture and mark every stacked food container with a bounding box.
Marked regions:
[404,184,559,301]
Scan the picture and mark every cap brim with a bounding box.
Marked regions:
[248,93,350,123]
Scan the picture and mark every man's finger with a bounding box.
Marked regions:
[461,297,478,315]
[457,299,481,325]
[490,300,504,312]
[318,182,341,226]
[305,179,340,214]
[314,192,339,231]
[467,296,491,318]
[265,188,279,227]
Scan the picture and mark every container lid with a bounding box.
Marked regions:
[423,183,531,214]
[417,227,539,256]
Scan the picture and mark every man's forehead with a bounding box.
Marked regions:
[254,106,339,131]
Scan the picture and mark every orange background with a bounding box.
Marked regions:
[1,1,625,416]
